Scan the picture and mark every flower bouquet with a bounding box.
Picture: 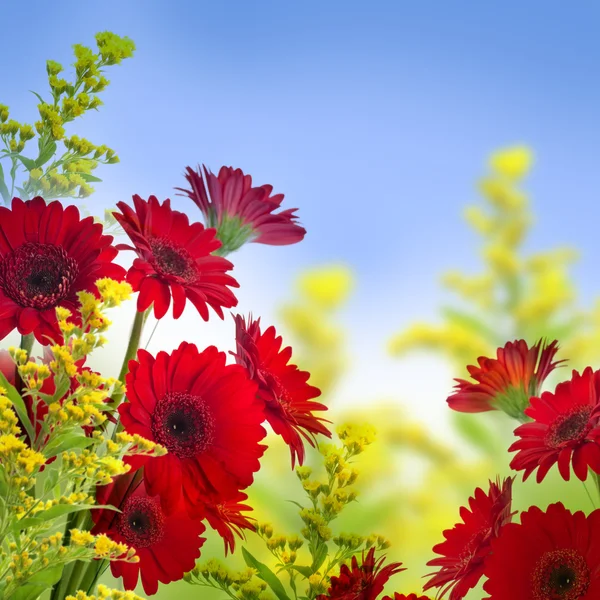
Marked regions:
[1,31,599,600]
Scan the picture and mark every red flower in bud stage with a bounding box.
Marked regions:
[509,367,600,483]
[92,471,206,596]
[316,548,405,600]
[0,197,125,344]
[383,595,432,600]
[448,339,562,419]
[232,314,331,468]
[200,490,255,554]
[113,195,239,320]
[424,478,514,600]
[483,503,600,599]
[118,342,267,514]
[177,165,306,252]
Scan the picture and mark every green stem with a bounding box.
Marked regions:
[20,333,34,357]
[594,472,600,503]
[109,308,149,409]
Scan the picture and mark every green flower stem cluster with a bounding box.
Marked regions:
[187,424,389,600]
[0,281,164,600]
[0,31,134,204]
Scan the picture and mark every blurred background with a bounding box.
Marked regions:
[2,1,600,597]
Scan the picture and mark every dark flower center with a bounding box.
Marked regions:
[149,237,197,282]
[117,496,164,548]
[151,392,214,458]
[532,549,590,600]
[546,406,593,448]
[0,243,78,309]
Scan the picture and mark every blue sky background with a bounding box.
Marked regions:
[1,0,600,429]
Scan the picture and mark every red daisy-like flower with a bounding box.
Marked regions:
[232,314,331,468]
[113,195,239,320]
[383,595,432,600]
[200,490,255,554]
[423,477,514,600]
[0,197,125,344]
[118,342,267,514]
[92,471,206,596]
[316,548,405,600]
[448,339,562,419]
[483,502,600,599]
[177,165,306,252]
[509,367,600,482]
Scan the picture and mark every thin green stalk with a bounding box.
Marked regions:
[594,472,600,503]
[20,333,34,357]
[109,308,149,409]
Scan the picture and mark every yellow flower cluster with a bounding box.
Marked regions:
[70,529,138,562]
[67,584,144,600]
[336,423,376,456]
[188,560,269,600]
[280,264,354,395]
[0,394,45,488]
[0,31,133,204]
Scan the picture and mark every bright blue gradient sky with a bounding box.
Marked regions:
[1,1,599,429]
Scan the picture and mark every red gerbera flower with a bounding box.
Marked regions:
[483,503,600,599]
[118,342,266,514]
[232,314,331,468]
[383,595,432,600]
[200,490,255,554]
[424,477,514,600]
[509,367,600,482]
[316,548,405,600]
[113,195,239,320]
[448,339,562,419]
[0,197,125,344]
[177,165,306,252]
[92,471,206,596]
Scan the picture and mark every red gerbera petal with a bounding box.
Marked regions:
[483,502,600,599]
[177,165,306,251]
[423,477,514,600]
[92,471,206,596]
[0,197,125,344]
[509,366,600,483]
[199,490,255,554]
[316,548,405,600]
[232,314,331,468]
[448,339,562,419]
[118,342,267,515]
[113,195,239,321]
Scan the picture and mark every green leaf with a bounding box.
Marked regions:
[291,565,313,578]
[29,90,45,104]
[242,547,291,600]
[37,502,116,522]
[0,371,35,443]
[0,162,10,203]
[52,373,71,403]
[16,155,36,171]
[36,141,57,168]
[311,543,328,572]
[44,431,95,458]
[11,504,117,535]
[76,172,102,183]
[11,563,63,600]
